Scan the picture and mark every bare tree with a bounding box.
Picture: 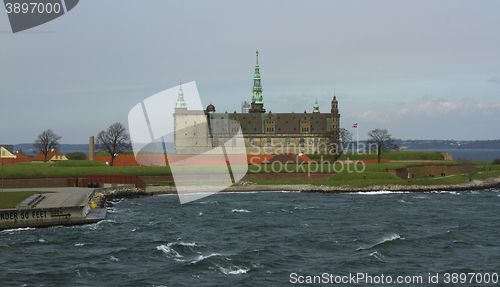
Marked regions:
[366,128,398,163]
[332,128,354,162]
[96,122,131,166]
[457,158,477,181]
[33,129,62,162]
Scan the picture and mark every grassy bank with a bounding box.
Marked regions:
[307,150,445,160]
[1,161,172,179]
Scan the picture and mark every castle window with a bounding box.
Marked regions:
[294,128,296,130]
[286,138,290,147]
[267,138,272,146]
[314,138,318,146]
[243,117,246,119]
[254,128,256,131]
[293,117,295,119]
[300,138,305,147]
[250,138,254,146]
[316,121,319,123]
[285,121,288,123]
[232,138,237,147]
[214,138,219,147]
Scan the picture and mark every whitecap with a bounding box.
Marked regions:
[157,244,183,259]
[358,234,402,250]
[218,265,250,275]
[1,227,36,233]
[369,251,385,262]
[75,243,85,247]
[355,190,410,195]
[109,256,119,262]
[38,239,46,243]
[231,209,251,213]
[190,253,222,264]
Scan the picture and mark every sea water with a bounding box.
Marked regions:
[1,191,499,286]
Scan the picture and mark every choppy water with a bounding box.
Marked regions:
[1,191,500,286]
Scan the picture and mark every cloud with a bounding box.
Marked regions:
[396,107,410,116]
[487,76,499,83]
[354,110,391,123]
[411,98,500,117]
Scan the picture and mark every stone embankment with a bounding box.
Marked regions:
[100,176,500,200]
[303,176,500,193]
[91,188,152,207]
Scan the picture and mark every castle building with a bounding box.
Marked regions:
[173,51,340,155]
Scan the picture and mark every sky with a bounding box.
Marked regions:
[1,0,499,144]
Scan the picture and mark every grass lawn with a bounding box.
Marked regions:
[307,150,445,160]
[1,161,172,179]
[0,191,53,209]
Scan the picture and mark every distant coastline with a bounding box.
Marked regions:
[12,140,500,157]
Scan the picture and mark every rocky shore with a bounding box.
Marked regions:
[90,188,153,207]
[90,176,500,204]
[302,176,500,193]
[146,176,500,195]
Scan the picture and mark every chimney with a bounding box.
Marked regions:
[89,136,95,161]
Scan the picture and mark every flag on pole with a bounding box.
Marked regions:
[352,123,358,128]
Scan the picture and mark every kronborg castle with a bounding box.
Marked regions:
[173,51,340,155]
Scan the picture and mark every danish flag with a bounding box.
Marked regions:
[352,123,358,128]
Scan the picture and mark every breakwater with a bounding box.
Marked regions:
[90,188,153,207]
[302,176,500,193]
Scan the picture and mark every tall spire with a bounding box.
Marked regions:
[252,50,263,104]
[175,79,187,109]
[313,98,319,113]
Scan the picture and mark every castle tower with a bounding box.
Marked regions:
[249,50,265,113]
[313,99,319,113]
[175,79,187,110]
[330,95,340,151]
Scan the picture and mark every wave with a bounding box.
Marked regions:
[231,209,251,213]
[369,251,385,262]
[217,265,250,275]
[1,227,36,233]
[109,256,119,262]
[88,219,116,231]
[430,190,460,195]
[354,190,411,195]
[75,243,85,247]
[156,242,200,261]
[358,234,403,250]
[190,253,223,264]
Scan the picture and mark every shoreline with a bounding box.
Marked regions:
[146,176,500,195]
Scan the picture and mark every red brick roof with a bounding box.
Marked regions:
[32,150,64,162]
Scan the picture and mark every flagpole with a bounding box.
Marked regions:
[356,123,359,153]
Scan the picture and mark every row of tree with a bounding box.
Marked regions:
[33,124,397,165]
[336,128,398,163]
[33,122,131,166]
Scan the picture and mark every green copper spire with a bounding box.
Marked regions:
[252,50,263,104]
[313,98,319,113]
[175,79,187,109]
